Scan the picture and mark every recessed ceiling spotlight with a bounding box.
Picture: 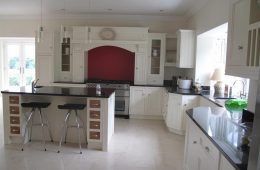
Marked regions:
[107,9,112,11]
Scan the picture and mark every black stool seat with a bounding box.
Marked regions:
[21,102,51,108]
[58,104,86,110]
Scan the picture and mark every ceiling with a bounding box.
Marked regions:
[0,0,209,17]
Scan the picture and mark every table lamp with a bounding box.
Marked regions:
[211,68,224,94]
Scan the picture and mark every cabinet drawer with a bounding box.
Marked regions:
[9,106,19,114]
[10,116,20,124]
[89,110,100,119]
[9,96,19,104]
[89,121,100,129]
[89,100,101,108]
[89,131,100,140]
[10,126,20,134]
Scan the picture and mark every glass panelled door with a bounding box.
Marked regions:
[4,40,35,88]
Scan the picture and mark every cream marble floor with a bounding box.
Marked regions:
[0,103,185,170]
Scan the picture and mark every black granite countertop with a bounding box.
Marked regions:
[186,107,250,170]
[1,86,115,98]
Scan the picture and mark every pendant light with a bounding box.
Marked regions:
[60,0,68,43]
[37,0,44,43]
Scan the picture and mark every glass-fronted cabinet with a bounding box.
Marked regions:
[150,39,161,74]
[61,37,70,71]
[147,33,165,85]
[165,35,177,67]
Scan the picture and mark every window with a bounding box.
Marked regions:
[1,38,35,88]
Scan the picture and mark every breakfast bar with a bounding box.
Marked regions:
[1,86,115,151]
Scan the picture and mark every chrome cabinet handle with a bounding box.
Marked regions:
[205,146,210,152]
[238,46,243,50]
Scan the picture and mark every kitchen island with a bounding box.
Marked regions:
[1,86,115,151]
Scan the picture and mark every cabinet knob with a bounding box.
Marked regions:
[205,146,210,152]
[238,46,243,50]
[193,141,197,144]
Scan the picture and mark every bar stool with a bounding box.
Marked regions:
[21,102,53,151]
[57,103,87,154]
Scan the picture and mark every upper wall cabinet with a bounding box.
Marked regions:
[226,0,260,80]
[147,33,165,85]
[176,30,195,68]
[165,34,177,67]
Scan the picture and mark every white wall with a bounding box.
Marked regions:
[184,0,229,80]
[0,14,186,37]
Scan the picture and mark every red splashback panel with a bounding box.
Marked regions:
[87,46,135,81]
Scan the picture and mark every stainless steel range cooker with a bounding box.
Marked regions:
[86,80,131,118]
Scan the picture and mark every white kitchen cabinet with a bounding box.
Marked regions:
[36,55,53,86]
[166,93,198,135]
[162,88,169,120]
[35,30,55,85]
[165,35,177,67]
[184,118,220,170]
[199,97,219,108]
[135,52,147,85]
[72,52,85,82]
[219,154,236,170]
[176,30,195,68]
[226,0,260,80]
[72,26,88,43]
[129,86,163,119]
[147,33,165,85]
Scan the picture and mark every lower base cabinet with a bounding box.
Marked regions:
[129,86,163,119]
[184,117,236,170]
[165,93,198,135]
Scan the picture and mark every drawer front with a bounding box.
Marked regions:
[89,131,100,140]
[89,100,101,108]
[9,106,19,114]
[10,116,20,124]
[89,121,100,129]
[9,96,19,104]
[10,126,20,134]
[89,110,100,119]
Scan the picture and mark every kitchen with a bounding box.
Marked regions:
[0,0,260,170]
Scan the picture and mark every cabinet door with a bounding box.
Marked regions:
[182,96,198,130]
[227,0,250,67]
[219,155,236,170]
[147,33,165,85]
[185,120,201,170]
[165,35,177,67]
[176,30,195,68]
[36,55,53,86]
[36,30,54,55]
[72,52,85,82]
[166,93,182,129]
[134,53,147,85]
[129,87,145,115]
[145,87,162,116]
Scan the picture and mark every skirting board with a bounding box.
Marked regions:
[167,127,185,136]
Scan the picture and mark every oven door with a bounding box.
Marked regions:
[115,97,129,115]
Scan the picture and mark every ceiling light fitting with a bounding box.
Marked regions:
[60,0,69,43]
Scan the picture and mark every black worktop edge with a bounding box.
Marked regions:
[1,91,113,98]
[186,110,247,170]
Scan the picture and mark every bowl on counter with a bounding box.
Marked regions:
[178,79,192,89]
